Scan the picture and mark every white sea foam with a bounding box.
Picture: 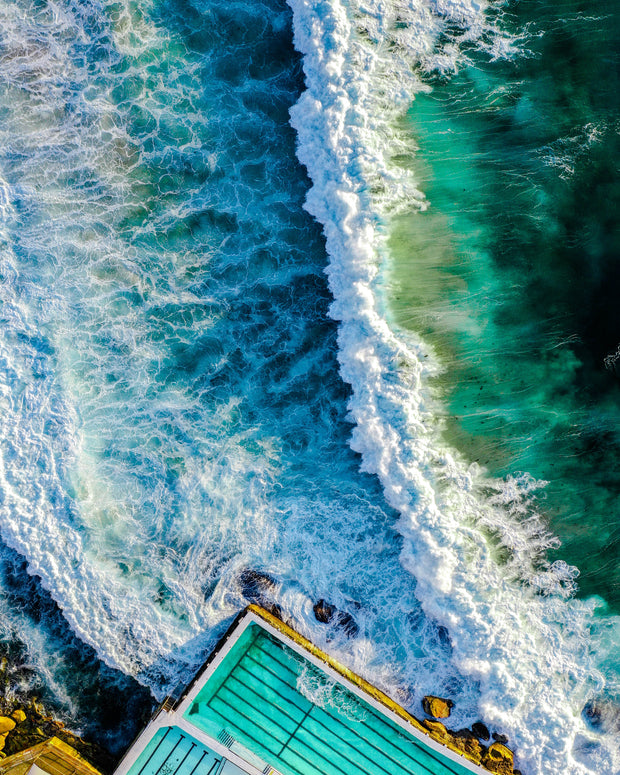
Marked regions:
[286,0,620,772]
[0,0,445,715]
[0,0,277,688]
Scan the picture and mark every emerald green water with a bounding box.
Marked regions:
[390,0,620,609]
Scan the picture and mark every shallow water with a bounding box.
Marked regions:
[390,0,620,611]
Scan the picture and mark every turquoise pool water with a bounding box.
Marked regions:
[185,623,475,775]
[128,726,224,775]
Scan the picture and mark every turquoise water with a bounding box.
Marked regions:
[186,622,476,775]
[390,0,620,610]
[0,0,618,772]
[126,727,224,775]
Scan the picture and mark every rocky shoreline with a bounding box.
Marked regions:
[0,697,114,774]
[310,591,522,774]
[419,694,519,775]
[0,577,522,775]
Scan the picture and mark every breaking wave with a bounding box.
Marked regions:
[286,0,620,772]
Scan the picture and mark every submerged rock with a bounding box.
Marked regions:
[238,569,282,619]
[313,599,336,624]
[492,732,509,744]
[422,695,454,719]
[582,698,620,733]
[583,700,603,728]
[312,599,359,637]
[336,612,359,637]
[239,569,277,598]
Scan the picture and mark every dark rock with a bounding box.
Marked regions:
[312,600,358,638]
[336,611,359,638]
[471,721,490,741]
[455,728,477,739]
[237,570,283,622]
[313,599,336,624]
[263,602,283,620]
[239,569,277,599]
[492,732,509,744]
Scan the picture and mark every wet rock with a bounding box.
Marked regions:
[264,602,284,619]
[583,700,602,728]
[471,721,490,741]
[418,712,518,772]
[238,570,282,619]
[582,698,620,733]
[336,611,359,637]
[422,718,450,742]
[239,569,277,599]
[313,599,336,624]
[492,732,509,744]
[482,742,514,774]
[0,702,113,772]
[453,729,483,759]
[422,695,454,719]
[312,600,359,638]
[0,718,15,735]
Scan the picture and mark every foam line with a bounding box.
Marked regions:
[286,0,620,772]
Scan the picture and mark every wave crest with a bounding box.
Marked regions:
[286,0,620,772]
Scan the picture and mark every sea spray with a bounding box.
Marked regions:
[286,0,620,771]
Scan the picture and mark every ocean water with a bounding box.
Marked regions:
[390,0,620,611]
[0,0,618,773]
